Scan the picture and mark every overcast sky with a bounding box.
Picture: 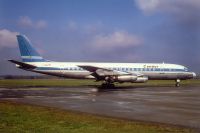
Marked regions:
[0,0,200,75]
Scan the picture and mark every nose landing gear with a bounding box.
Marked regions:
[175,79,180,87]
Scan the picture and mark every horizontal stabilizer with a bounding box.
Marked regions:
[8,60,36,69]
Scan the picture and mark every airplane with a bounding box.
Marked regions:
[9,34,196,87]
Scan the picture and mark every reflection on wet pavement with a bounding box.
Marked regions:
[1,86,200,129]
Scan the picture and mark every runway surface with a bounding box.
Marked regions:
[0,86,200,129]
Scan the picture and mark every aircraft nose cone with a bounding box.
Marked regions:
[192,72,196,78]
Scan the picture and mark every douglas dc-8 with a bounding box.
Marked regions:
[9,35,196,87]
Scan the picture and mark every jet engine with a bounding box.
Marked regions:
[115,75,148,83]
[116,75,137,82]
[134,76,148,83]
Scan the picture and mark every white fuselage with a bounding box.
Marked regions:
[22,62,195,80]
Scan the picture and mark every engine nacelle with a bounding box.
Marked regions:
[134,76,148,83]
[115,75,148,83]
[116,75,137,82]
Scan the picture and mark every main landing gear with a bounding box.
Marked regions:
[101,82,115,88]
[175,79,180,87]
[100,76,115,88]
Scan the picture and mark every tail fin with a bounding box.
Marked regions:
[17,35,46,62]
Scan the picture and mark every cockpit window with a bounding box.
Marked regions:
[184,67,188,71]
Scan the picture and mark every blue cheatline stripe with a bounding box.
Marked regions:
[22,56,43,59]
[22,55,47,62]
[23,58,47,62]
[36,67,61,70]
[34,67,187,72]
[35,67,83,71]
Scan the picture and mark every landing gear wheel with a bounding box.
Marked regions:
[176,82,180,87]
[101,83,115,88]
[175,79,180,87]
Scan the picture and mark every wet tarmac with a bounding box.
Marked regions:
[0,86,200,129]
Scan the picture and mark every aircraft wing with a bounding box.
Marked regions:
[78,65,143,80]
[8,60,36,69]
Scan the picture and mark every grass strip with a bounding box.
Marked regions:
[0,101,195,133]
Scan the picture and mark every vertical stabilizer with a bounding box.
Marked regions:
[17,35,46,62]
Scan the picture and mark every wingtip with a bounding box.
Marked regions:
[7,59,13,62]
[7,59,17,63]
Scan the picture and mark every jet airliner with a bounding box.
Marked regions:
[9,35,196,87]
